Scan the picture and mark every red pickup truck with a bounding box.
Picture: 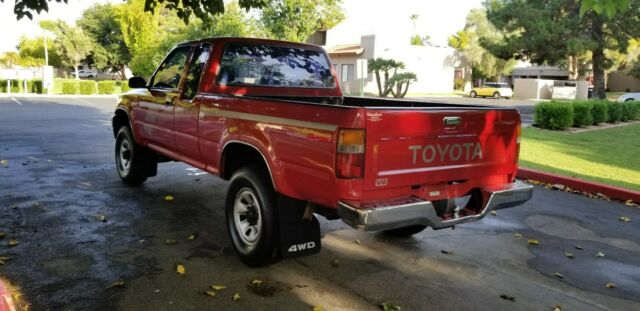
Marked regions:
[112,37,532,266]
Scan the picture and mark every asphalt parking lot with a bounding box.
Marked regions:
[1,96,638,311]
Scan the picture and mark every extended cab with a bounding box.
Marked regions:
[112,38,532,266]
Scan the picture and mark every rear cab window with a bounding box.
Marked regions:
[217,43,335,89]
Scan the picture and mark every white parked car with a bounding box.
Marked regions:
[618,93,640,102]
[73,69,98,79]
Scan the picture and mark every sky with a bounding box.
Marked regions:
[0,0,483,54]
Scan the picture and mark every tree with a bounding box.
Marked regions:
[40,20,93,79]
[0,52,22,68]
[261,0,345,42]
[77,4,131,80]
[17,36,63,68]
[448,9,517,84]
[484,0,640,99]
[368,58,417,98]
[3,0,271,23]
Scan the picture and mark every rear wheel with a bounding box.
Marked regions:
[384,225,427,237]
[625,98,635,102]
[470,91,477,98]
[226,166,280,266]
[493,92,501,99]
[115,126,155,186]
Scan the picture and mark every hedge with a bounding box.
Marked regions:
[591,100,608,125]
[53,78,78,94]
[79,80,97,95]
[27,80,43,94]
[61,81,79,94]
[534,101,574,130]
[622,102,640,121]
[572,101,593,127]
[607,102,623,123]
[0,79,22,93]
[120,81,130,93]
[98,81,117,94]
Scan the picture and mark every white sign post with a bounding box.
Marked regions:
[356,59,368,97]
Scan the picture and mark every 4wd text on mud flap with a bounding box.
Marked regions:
[288,241,316,253]
[409,143,483,165]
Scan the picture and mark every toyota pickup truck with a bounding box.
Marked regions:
[112,37,532,266]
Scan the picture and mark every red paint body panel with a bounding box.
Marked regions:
[116,37,522,210]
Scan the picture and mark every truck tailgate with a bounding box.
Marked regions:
[363,108,520,191]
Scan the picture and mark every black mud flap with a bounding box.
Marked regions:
[278,196,321,259]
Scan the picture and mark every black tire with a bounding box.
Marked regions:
[493,92,501,99]
[625,98,635,102]
[384,225,428,237]
[226,166,280,266]
[470,91,477,98]
[115,126,153,186]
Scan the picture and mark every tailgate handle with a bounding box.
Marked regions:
[443,117,461,126]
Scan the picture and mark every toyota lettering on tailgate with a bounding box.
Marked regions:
[408,143,483,165]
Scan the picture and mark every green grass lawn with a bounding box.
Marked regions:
[519,124,640,191]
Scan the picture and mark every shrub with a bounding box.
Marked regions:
[98,81,117,94]
[53,78,78,94]
[534,101,574,130]
[78,80,97,95]
[607,102,623,123]
[622,102,640,121]
[1,80,22,93]
[120,81,130,93]
[61,81,79,94]
[572,101,593,127]
[591,100,608,125]
[454,78,464,90]
[26,80,43,94]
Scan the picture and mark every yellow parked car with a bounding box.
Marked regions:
[470,82,513,99]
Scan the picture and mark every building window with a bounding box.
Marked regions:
[341,64,354,82]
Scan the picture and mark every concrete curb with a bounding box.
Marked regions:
[518,168,640,202]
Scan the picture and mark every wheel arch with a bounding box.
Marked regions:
[220,140,278,191]
[112,108,133,138]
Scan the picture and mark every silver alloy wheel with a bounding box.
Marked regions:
[118,140,132,176]
[233,188,262,251]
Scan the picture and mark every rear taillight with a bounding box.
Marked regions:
[336,129,365,178]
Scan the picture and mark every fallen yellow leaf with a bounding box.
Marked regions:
[164,195,174,201]
[210,285,226,291]
[0,232,5,239]
[165,239,177,245]
[98,215,107,222]
[106,281,125,289]
[176,264,186,276]
[187,234,196,240]
[0,259,4,266]
[625,199,634,206]
[204,290,217,297]
[354,239,361,244]
[606,282,616,289]
[553,306,562,311]
[379,302,402,311]
[232,293,241,301]
[490,210,497,216]
[596,252,605,258]
[565,252,575,259]
[0,256,9,261]
[527,239,540,246]
[312,306,324,311]
[514,233,523,238]
[0,160,8,167]
[619,216,631,222]
[251,279,263,286]
[7,240,18,247]
[554,272,564,279]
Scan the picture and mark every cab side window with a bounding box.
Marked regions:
[151,46,192,89]
[182,44,212,100]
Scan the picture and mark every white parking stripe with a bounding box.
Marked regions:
[11,97,23,106]
[72,97,96,106]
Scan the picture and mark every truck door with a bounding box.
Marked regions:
[134,44,193,152]
[175,43,212,168]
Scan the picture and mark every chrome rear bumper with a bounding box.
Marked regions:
[338,181,533,231]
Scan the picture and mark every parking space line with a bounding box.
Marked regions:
[72,97,97,106]
[11,97,23,106]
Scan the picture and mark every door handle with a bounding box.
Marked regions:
[443,117,461,126]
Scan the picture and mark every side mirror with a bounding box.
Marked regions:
[128,76,147,89]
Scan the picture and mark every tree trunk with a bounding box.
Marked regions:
[591,22,606,99]
[401,82,410,98]
[374,70,383,97]
[383,71,391,97]
[119,65,127,81]
[74,65,80,80]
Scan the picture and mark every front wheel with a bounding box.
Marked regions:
[470,91,477,98]
[115,126,154,186]
[493,92,501,99]
[226,166,280,266]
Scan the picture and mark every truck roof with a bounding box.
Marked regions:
[178,37,325,50]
